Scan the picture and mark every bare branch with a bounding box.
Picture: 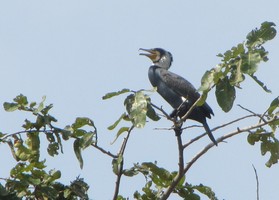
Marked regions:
[252,164,260,200]
[161,117,278,199]
[150,103,175,122]
[179,96,202,123]
[183,114,255,149]
[1,129,47,140]
[177,137,184,174]
[238,104,267,123]
[184,117,279,174]
[160,126,184,200]
[91,143,117,158]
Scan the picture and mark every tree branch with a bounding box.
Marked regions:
[91,143,117,158]
[112,126,134,200]
[0,127,118,159]
[183,114,255,149]
[183,117,279,175]
[238,104,267,123]
[160,117,278,199]
[160,125,184,200]
[150,103,175,122]
[179,96,202,123]
[252,164,260,200]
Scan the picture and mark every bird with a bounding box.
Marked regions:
[139,48,217,146]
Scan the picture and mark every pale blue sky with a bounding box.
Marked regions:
[1,1,279,199]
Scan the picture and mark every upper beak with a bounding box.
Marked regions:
[139,48,156,60]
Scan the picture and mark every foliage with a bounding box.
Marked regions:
[247,96,279,167]
[0,22,278,199]
[199,21,276,112]
[1,95,91,199]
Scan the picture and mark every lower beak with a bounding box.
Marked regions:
[139,48,155,57]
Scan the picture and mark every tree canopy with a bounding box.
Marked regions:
[0,22,278,200]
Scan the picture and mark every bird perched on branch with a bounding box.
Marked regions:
[139,48,217,146]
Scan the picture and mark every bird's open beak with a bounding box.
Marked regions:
[139,48,157,61]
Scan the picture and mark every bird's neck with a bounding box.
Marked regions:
[153,62,170,70]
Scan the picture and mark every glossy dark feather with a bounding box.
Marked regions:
[149,65,217,146]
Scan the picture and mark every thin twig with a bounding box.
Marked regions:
[150,103,175,122]
[182,124,203,130]
[1,128,118,159]
[238,104,267,123]
[252,164,260,200]
[1,129,48,140]
[183,114,255,149]
[184,117,279,174]
[179,96,202,123]
[91,143,117,158]
[112,126,134,200]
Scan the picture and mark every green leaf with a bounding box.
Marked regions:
[41,104,53,115]
[112,155,123,175]
[72,117,94,130]
[50,169,61,181]
[268,96,279,115]
[33,96,46,114]
[74,139,83,169]
[60,128,72,140]
[111,158,119,175]
[108,113,127,130]
[123,167,139,177]
[215,77,236,112]
[196,93,208,107]
[141,162,172,187]
[80,132,94,149]
[247,132,261,145]
[111,127,130,144]
[229,60,245,86]
[146,100,160,121]
[14,94,28,106]
[69,177,89,199]
[26,132,40,151]
[73,129,87,137]
[193,184,217,200]
[250,74,272,93]
[199,70,215,92]
[246,21,277,48]
[241,51,261,75]
[102,88,131,100]
[0,132,6,138]
[125,91,148,128]
[3,102,19,112]
[15,142,31,161]
[47,143,59,156]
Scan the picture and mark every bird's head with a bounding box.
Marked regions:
[139,48,173,70]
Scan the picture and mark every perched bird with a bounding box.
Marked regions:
[139,48,217,146]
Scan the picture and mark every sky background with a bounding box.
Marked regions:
[1,1,279,199]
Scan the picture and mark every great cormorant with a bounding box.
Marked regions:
[139,48,217,146]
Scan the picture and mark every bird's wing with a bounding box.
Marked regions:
[157,68,214,117]
[159,69,200,102]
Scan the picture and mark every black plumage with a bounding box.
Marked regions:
[140,48,217,146]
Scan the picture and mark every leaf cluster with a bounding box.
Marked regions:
[199,22,276,112]
[1,95,92,199]
[103,89,160,142]
[119,162,217,200]
[247,96,279,167]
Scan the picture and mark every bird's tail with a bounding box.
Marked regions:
[202,121,218,146]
